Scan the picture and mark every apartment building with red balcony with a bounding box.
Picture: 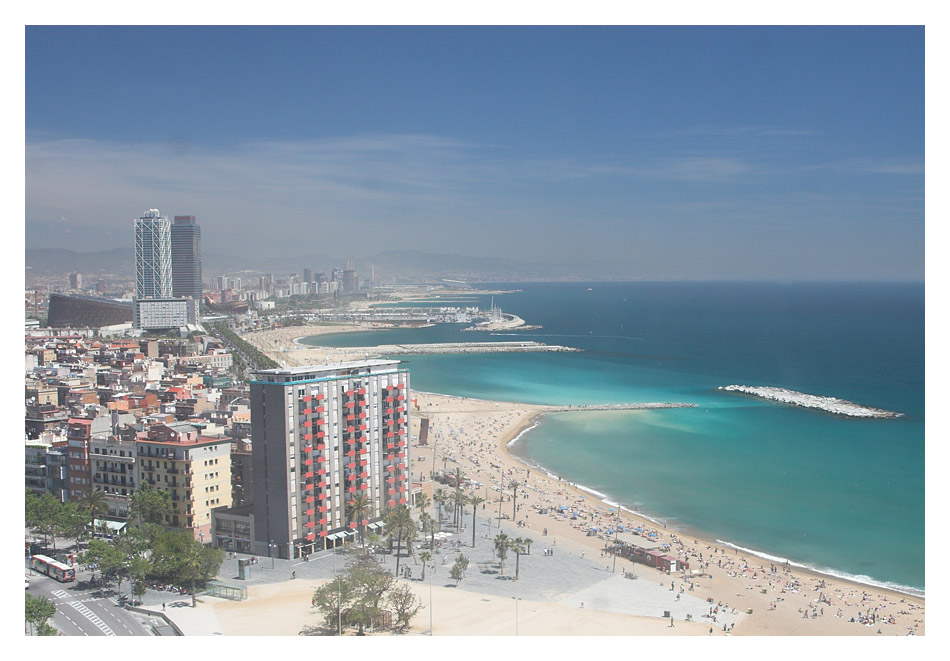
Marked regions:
[250,360,410,559]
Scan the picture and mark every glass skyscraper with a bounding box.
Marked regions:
[133,209,172,299]
[171,215,203,300]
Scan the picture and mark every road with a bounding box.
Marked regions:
[26,563,160,636]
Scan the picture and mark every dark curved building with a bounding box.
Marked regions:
[46,294,133,328]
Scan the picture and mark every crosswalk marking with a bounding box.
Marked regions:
[51,589,70,600]
[68,601,116,636]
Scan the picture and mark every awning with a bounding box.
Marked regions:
[327,532,344,540]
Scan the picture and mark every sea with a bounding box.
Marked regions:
[300,282,925,596]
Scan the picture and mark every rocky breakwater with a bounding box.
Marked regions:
[719,385,903,419]
[379,341,578,355]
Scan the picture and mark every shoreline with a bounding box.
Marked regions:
[241,326,926,635]
[497,403,925,600]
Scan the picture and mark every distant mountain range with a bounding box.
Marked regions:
[26,247,612,282]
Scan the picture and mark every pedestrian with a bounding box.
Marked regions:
[709,626,713,636]
[162,602,165,611]
[670,616,674,627]
[292,571,296,579]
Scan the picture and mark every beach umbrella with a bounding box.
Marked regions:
[590,527,600,532]
[607,529,614,534]
[608,508,616,512]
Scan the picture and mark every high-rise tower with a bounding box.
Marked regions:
[134,209,172,299]
[171,215,203,300]
[250,360,411,558]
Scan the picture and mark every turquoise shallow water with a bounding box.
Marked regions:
[303,282,925,594]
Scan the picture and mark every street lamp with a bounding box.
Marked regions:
[269,540,276,569]
[512,596,520,636]
[428,561,433,636]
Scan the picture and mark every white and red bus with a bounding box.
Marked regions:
[30,554,76,582]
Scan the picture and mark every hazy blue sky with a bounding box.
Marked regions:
[25,25,924,280]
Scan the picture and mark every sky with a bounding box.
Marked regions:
[24,24,926,280]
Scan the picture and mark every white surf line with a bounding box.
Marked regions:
[68,601,116,636]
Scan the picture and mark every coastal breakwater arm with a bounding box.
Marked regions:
[372,341,577,355]
[719,385,903,418]
[549,402,697,412]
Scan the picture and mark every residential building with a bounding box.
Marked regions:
[89,435,137,518]
[136,423,233,541]
[249,360,411,559]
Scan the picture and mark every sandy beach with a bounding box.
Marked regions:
[227,325,926,637]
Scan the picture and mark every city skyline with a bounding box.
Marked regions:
[25,25,925,281]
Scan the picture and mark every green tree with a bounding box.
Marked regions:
[25,593,56,636]
[494,533,510,575]
[56,501,88,549]
[312,575,353,634]
[129,484,172,526]
[387,583,422,633]
[346,554,396,635]
[468,495,486,547]
[29,492,62,549]
[450,554,469,585]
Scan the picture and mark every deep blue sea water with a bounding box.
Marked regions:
[302,282,924,594]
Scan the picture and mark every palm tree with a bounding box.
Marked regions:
[419,551,432,581]
[433,488,447,522]
[384,505,415,577]
[468,495,486,547]
[523,537,533,555]
[510,480,521,521]
[182,542,204,608]
[494,533,510,575]
[415,492,431,516]
[80,488,108,540]
[511,537,531,581]
[452,491,469,534]
[347,493,371,551]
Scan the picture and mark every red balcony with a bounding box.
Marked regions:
[308,532,317,541]
[386,396,393,403]
[359,424,367,431]
[304,433,313,441]
[387,477,395,484]
[319,517,328,525]
[319,504,327,513]
[386,408,394,415]
[303,408,312,415]
[303,395,312,402]
[316,443,326,451]
[316,406,325,413]
[305,508,315,516]
[387,431,395,438]
[317,456,328,464]
[387,499,396,507]
[358,388,366,395]
[348,486,356,493]
[315,393,325,400]
[303,459,313,466]
[304,471,314,479]
[399,497,407,504]
[305,521,315,528]
[303,420,312,428]
[359,459,367,467]
[304,496,314,503]
[317,468,327,476]
[318,480,327,488]
[303,445,313,453]
[359,448,368,455]
[347,461,356,470]
[345,390,354,397]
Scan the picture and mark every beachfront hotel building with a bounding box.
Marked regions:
[170,215,203,301]
[249,360,411,558]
